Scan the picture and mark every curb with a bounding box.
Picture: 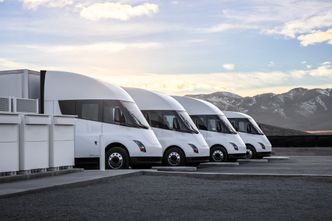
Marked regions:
[0,171,143,199]
[0,168,84,184]
[152,166,197,172]
[142,170,332,179]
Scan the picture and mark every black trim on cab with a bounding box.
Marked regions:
[130,157,162,165]
[40,70,46,114]
[256,151,272,157]
[186,156,209,163]
[228,153,247,159]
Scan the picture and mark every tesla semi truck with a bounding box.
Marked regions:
[224,111,272,159]
[173,96,247,162]
[41,71,163,169]
[124,88,210,166]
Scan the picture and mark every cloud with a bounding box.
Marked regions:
[20,0,73,10]
[223,64,235,71]
[204,23,256,33]
[297,29,332,46]
[19,41,162,53]
[204,1,332,46]
[1,57,331,96]
[309,61,332,78]
[79,2,159,21]
[266,12,332,38]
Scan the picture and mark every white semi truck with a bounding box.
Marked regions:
[124,88,210,166]
[0,69,163,169]
[224,111,272,159]
[173,96,247,162]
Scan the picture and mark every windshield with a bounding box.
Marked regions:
[177,111,199,134]
[248,118,264,135]
[121,101,150,129]
[219,115,237,134]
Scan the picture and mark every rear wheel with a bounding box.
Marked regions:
[210,146,228,162]
[105,147,130,169]
[163,147,185,166]
[246,145,257,159]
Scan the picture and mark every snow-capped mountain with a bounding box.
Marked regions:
[188,88,332,131]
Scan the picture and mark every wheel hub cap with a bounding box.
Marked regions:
[212,150,224,162]
[168,152,181,166]
[108,152,123,169]
[246,149,253,159]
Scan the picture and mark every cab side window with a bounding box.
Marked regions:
[142,111,168,129]
[103,101,126,124]
[191,115,207,130]
[59,100,76,115]
[228,118,257,134]
[77,101,102,121]
[228,118,239,131]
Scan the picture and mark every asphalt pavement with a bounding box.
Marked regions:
[1,156,332,221]
[0,174,331,221]
[198,156,332,176]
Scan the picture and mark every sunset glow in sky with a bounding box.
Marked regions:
[0,0,332,96]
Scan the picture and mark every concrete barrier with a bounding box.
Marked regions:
[49,115,76,169]
[0,113,20,174]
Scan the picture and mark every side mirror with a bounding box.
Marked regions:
[173,118,180,130]
[114,107,124,123]
[216,122,222,132]
[247,124,252,133]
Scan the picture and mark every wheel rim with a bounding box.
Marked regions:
[108,152,123,169]
[168,152,181,166]
[246,149,253,159]
[212,150,224,162]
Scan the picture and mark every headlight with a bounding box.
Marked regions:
[133,140,146,152]
[189,143,199,153]
[259,142,266,150]
[230,142,239,151]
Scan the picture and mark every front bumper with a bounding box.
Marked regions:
[130,157,162,165]
[186,156,210,164]
[228,153,247,159]
[256,151,272,158]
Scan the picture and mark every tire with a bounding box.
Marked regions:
[105,147,130,169]
[210,146,228,162]
[246,145,257,159]
[163,147,185,166]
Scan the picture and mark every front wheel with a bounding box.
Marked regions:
[163,147,185,166]
[246,145,257,159]
[210,147,228,162]
[105,147,130,169]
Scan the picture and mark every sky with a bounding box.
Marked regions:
[0,0,331,96]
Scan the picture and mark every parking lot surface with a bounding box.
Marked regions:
[1,156,332,221]
[199,156,332,176]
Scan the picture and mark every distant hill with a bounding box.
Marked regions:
[188,88,332,131]
[259,123,309,136]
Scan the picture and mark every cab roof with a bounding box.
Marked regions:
[44,71,134,102]
[173,96,225,116]
[124,87,185,111]
[223,111,253,119]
